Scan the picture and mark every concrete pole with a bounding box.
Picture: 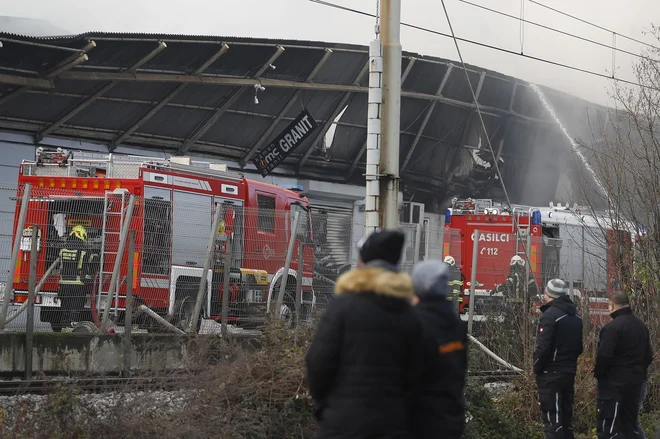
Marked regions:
[25,225,38,380]
[123,230,135,378]
[0,183,32,329]
[275,209,300,318]
[364,38,383,236]
[190,203,223,334]
[221,235,233,337]
[379,0,402,229]
[468,230,480,335]
[295,243,304,327]
[101,195,136,330]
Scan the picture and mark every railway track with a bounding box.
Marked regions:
[0,376,190,395]
[0,370,522,396]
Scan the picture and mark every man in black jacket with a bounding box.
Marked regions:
[534,278,583,439]
[410,259,467,439]
[306,229,423,439]
[595,291,653,439]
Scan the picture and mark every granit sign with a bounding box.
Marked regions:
[252,109,318,177]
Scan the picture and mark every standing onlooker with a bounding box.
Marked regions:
[595,291,653,439]
[410,259,468,439]
[534,279,583,439]
[636,380,648,438]
[306,229,423,439]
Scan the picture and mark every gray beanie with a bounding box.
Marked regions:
[411,260,450,299]
[545,278,569,298]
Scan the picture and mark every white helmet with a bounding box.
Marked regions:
[510,255,525,267]
[444,255,456,266]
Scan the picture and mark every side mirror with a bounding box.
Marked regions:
[311,208,328,245]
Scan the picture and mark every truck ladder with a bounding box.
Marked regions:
[96,190,128,315]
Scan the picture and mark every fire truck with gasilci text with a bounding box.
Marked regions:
[7,148,328,332]
[443,198,637,326]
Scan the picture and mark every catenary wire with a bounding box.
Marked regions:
[528,0,660,51]
[307,0,660,93]
[458,0,656,65]
[439,0,542,291]
[310,0,543,288]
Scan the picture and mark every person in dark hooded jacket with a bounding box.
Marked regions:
[595,291,653,439]
[534,278,583,439]
[410,259,468,439]
[306,229,424,439]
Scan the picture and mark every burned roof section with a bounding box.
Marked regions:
[0,31,609,206]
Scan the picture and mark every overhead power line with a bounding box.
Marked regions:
[459,0,656,65]
[528,0,660,51]
[308,0,660,93]
[437,0,512,207]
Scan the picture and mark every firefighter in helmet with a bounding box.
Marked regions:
[57,225,100,328]
[444,255,465,314]
[491,255,537,304]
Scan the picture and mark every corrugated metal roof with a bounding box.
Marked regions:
[0,31,609,206]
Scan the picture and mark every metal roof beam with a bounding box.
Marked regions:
[443,72,487,185]
[57,70,547,123]
[43,40,96,76]
[295,60,369,172]
[0,41,94,107]
[238,48,333,168]
[35,41,167,144]
[346,58,418,176]
[45,54,89,78]
[0,74,53,89]
[0,37,83,52]
[400,64,454,172]
[177,45,285,155]
[111,43,229,149]
[495,118,511,162]
[509,82,518,112]
[444,111,475,187]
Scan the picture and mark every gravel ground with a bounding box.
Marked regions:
[0,389,196,425]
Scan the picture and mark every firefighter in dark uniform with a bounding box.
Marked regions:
[58,225,100,328]
[491,255,537,308]
[443,256,465,314]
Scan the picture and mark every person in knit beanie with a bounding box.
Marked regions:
[409,260,467,439]
[306,229,424,439]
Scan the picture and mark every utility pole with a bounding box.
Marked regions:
[379,0,402,229]
[364,6,384,235]
[364,0,402,235]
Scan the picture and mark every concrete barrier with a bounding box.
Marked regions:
[0,332,261,376]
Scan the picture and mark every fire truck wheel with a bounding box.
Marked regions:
[272,279,297,329]
[278,292,297,329]
[172,296,202,333]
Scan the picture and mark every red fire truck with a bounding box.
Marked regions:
[444,198,637,326]
[9,149,327,332]
[443,198,543,314]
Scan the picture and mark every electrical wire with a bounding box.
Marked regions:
[439,0,541,291]
[307,0,660,93]
[437,0,511,207]
[458,0,655,65]
[528,0,660,51]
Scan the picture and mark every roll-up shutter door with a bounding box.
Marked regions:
[308,200,354,298]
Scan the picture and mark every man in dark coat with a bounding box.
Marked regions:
[306,229,423,439]
[595,291,653,439]
[534,278,583,439]
[410,259,468,439]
